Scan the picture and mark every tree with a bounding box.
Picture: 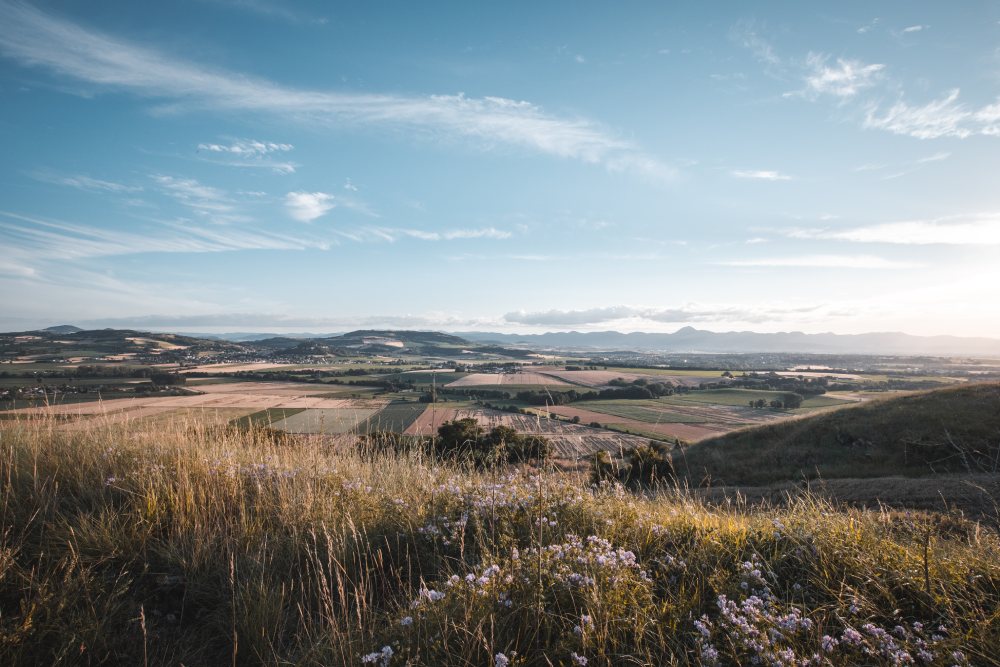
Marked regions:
[150,372,185,386]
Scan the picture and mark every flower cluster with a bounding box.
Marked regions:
[695,554,969,666]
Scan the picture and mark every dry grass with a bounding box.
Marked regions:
[0,416,998,665]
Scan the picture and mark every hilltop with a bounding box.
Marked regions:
[675,382,1000,486]
[0,416,997,665]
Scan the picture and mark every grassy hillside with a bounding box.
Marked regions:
[675,382,1000,486]
[0,417,998,665]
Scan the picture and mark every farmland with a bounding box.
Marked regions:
[541,389,857,443]
[538,368,728,387]
[445,372,572,387]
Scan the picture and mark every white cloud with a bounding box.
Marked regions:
[788,215,1000,245]
[720,255,920,269]
[503,303,823,326]
[802,53,884,98]
[197,139,292,156]
[864,89,1000,139]
[902,25,926,33]
[0,2,672,182]
[284,191,334,222]
[732,169,792,181]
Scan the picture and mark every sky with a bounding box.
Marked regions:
[1,1,999,337]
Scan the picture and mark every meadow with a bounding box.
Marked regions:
[0,416,996,665]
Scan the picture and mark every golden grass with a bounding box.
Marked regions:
[0,416,997,665]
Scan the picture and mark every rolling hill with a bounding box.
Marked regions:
[674,382,1000,486]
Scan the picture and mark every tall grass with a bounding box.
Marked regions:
[0,416,998,665]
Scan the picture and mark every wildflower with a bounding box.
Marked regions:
[570,652,588,665]
[841,627,863,647]
[694,616,712,639]
[494,652,509,667]
[400,616,413,626]
[821,635,838,652]
[361,646,393,666]
[699,643,720,665]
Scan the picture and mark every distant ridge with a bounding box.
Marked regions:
[41,325,83,334]
[458,326,1000,356]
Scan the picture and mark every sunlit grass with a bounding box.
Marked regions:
[0,416,997,665]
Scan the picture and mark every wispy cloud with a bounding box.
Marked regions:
[0,2,672,182]
[198,0,328,25]
[32,171,142,193]
[196,139,296,173]
[857,18,880,34]
[902,25,927,33]
[152,174,247,223]
[801,53,884,98]
[285,191,334,222]
[730,20,782,66]
[864,89,1000,139]
[0,210,326,260]
[732,169,792,181]
[503,303,823,326]
[394,227,511,241]
[720,255,920,269]
[787,215,1000,245]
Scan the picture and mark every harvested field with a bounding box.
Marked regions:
[181,362,298,373]
[403,406,459,435]
[539,369,726,388]
[542,405,727,442]
[538,390,859,443]
[403,406,651,458]
[6,380,389,417]
[445,373,571,388]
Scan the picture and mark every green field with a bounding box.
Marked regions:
[230,407,307,428]
[382,371,468,388]
[354,400,427,434]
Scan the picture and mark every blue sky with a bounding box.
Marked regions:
[1,1,999,336]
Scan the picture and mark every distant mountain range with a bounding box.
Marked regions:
[457,327,1000,357]
[23,325,1000,357]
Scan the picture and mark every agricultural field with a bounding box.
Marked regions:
[542,389,857,443]
[3,380,387,431]
[538,368,728,388]
[270,407,380,434]
[445,372,572,387]
[355,400,428,433]
[669,388,851,410]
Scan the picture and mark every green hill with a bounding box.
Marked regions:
[675,382,1000,486]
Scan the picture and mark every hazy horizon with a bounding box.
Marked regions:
[2,2,998,337]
